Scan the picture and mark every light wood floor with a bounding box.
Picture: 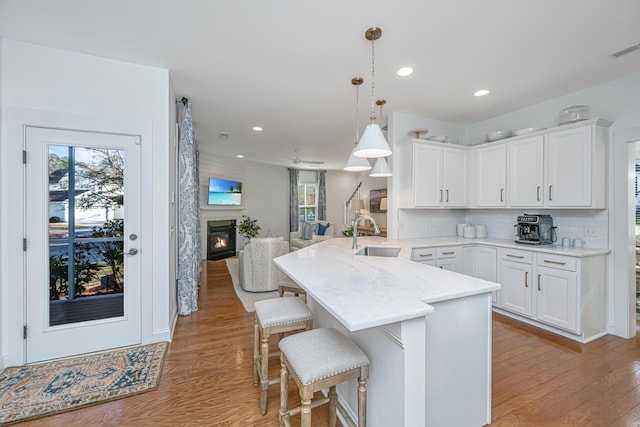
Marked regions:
[19,260,640,426]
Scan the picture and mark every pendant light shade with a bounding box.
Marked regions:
[344,147,372,171]
[354,123,392,158]
[369,157,392,177]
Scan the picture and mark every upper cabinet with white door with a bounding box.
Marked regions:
[475,143,507,207]
[507,119,610,209]
[397,140,468,208]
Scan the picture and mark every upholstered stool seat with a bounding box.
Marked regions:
[254,297,313,415]
[279,328,369,427]
[277,278,307,303]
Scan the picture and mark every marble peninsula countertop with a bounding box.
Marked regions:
[273,236,501,332]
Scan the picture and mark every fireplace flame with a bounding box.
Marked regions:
[214,237,227,249]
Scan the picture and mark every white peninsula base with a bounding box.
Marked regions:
[309,292,492,427]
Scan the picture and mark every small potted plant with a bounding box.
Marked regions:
[237,215,261,243]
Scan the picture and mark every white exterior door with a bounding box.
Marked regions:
[25,127,142,362]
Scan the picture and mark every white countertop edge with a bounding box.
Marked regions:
[404,236,609,257]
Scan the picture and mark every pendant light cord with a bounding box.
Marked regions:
[370,39,377,123]
[355,83,360,144]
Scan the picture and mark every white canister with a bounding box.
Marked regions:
[457,223,469,237]
[475,224,487,238]
[463,225,476,238]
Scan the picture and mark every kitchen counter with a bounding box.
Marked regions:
[404,236,609,257]
[274,236,500,332]
[274,236,498,426]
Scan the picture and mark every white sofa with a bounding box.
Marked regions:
[238,237,289,292]
[289,221,345,250]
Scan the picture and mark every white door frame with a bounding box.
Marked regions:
[608,126,640,339]
[2,108,154,367]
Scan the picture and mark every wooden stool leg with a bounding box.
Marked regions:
[358,376,367,427]
[328,385,337,427]
[279,355,289,427]
[253,322,259,386]
[260,330,269,415]
[301,395,312,427]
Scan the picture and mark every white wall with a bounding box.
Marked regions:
[0,39,173,367]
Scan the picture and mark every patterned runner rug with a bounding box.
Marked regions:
[0,342,168,425]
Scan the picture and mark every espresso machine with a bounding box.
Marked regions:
[514,214,555,245]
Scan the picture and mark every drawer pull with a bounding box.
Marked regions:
[442,251,455,255]
[506,254,525,259]
[525,271,529,287]
[538,274,541,291]
[419,253,433,258]
[543,260,566,266]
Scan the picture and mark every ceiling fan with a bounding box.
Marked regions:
[286,148,325,166]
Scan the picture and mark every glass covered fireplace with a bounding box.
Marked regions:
[207,220,237,260]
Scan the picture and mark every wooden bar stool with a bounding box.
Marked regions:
[279,328,369,427]
[277,279,307,303]
[254,297,313,415]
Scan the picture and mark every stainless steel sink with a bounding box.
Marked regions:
[355,245,401,258]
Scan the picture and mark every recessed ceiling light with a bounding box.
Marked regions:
[252,126,263,131]
[397,67,414,77]
[474,89,490,97]
[236,154,244,158]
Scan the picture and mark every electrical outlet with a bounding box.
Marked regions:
[584,226,597,237]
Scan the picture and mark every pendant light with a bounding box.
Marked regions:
[344,77,372,172]
[369,98,392,177]
[354,27,392,159]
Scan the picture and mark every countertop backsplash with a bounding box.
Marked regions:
[398,208,609,249]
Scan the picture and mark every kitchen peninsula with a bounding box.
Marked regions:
[274,237,501,427]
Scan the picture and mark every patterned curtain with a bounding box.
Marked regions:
[318,170,326,221]
[288,168,299,232]
[177,102,201,315]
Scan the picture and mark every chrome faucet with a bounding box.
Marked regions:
[352,215,380,250]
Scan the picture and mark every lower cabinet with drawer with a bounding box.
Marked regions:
[496,248,607,343]
[412,246,462,273]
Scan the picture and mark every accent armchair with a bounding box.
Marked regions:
[238,237,289,292]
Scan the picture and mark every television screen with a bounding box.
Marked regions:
[208,178,242,205]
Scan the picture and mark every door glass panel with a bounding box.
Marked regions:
[48,146,125,326]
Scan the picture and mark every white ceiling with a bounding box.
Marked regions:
[1,0,639,170]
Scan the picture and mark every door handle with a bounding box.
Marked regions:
[439,189,443,203]
[446,189,449,203]
[123,248,138,256]
[549,185,553,201]
[524,271,529,287]
[537,274,541,291]
[500,188,504,202]
[536,186,540,201]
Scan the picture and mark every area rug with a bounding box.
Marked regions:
[0,341,168,425]
[225,257,278,312]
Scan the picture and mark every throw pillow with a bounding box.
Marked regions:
[317,222,330,236]
[300,222,317,240]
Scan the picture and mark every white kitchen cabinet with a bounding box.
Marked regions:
[499,248,534,317]
[436,246,462,272]
[463,246,498,304]
[412,246,462,272]
[546,124,607,208]
[475,143,507,207]
[397,140,467,208]
[535,265,577,332]
[508,136,544,207]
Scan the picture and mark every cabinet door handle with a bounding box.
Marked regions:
[439,189,443,203]
[524,271,529,287]
[419,253,433,257]
[536,186,541,201]
[549,185,553,201]
[537,274,541,291]
[500,188,504,202]
[446,189,449,203]
[506,254,525,259]
[442,251,455,255]
[543,260,566,266]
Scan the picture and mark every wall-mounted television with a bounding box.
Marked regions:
[208,178,242,206]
